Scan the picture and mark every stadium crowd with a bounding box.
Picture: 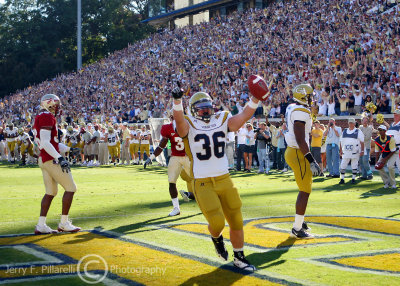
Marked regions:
[0,0,399,126]
[1,1,400,188]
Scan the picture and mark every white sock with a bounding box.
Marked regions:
[340,173,345,179]
[61,215,68,224]
[293,214,304,231]
[38,216,46,226]
[172,198,179,209]
[233,247,243,252]
[352,174,356,179]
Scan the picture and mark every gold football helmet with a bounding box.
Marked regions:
[293,84,313,107]
[18,127,24,135]
[108,126,114,133]
[189,92,214,123]
[40,94,61,116]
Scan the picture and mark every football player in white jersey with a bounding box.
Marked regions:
[5,122,18,163]
[173,88,259,272]
[106,126,119,165]
[284,84,321,239]
[384,109,400,171]
[339,118,364,184]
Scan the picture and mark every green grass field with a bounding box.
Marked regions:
[0,162,399,285]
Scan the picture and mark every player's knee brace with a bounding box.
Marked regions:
[340,169,346,174]
[352,169,358,175]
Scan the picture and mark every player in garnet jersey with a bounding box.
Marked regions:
[33,94,81,234]
[144,115,195,216]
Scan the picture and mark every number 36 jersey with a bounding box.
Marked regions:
[184,111,231,179]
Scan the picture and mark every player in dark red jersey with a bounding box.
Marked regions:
[33,94,81,234]
[144,116,195,216]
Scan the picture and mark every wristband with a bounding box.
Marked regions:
[304,152,315,164]
[246,99,258,109]
[173,101,183,111]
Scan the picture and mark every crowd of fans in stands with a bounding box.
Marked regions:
[0,0,399,127]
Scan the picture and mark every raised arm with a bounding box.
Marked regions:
[228,96,259,132]
[172,88,189,138]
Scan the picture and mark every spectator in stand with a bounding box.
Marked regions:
[324,118,341,178]
[311,121,324,175]
[348,92,356,115]
[327,97,336,116]
[354,90,363,114]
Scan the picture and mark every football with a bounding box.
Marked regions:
[247,74,270,101]
[375,160,385,170]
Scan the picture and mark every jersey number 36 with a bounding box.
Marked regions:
[194,131,225,161]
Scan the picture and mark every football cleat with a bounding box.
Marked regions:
[58,220,81,233]
[302,221,311,231]
[391,184,397,189]
[211,235,228,261]
[351,179,356,184]
[168,207,180,217]
[179,190,190,202]
[339,179,345,184]
[233,251,256,272]
[290,228,314,239]
[35,224,58,235]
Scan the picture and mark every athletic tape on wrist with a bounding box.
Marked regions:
[247,99,258,109]
[173,101,183,111]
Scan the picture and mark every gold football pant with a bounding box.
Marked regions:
[193,173,243,233]
[39,157,77,196]
[285,147,312,193]
[139,144,150,156]
[108,146,118,158]
[20,144,34,156]
[7,141,16,153]
[129,143,139,158]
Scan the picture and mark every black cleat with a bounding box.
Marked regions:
[233,251,256,272]
[211,235,228,261]
[351,179,356,184]
[339,179,345,184]
[290,228,314,239]
[302,221,311,231]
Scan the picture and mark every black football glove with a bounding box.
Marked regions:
[171,87,184,100]
[58,157,71,173]
[143,157,152,169]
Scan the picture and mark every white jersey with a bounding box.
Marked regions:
[5,128,18,142]
[66,131,79,145]
[140,131,150,145]
[387,121,400,145]
[92,130,100,143]
[107,132,118,146]
[184,111,231,179]
[284,103,312,149]
[130,131,139,144]
[19,133,31,146]
[340,128,364,158]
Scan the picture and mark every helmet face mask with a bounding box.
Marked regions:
[40,94,61,116]
[18,128,24,135]
[189,92,214,123]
